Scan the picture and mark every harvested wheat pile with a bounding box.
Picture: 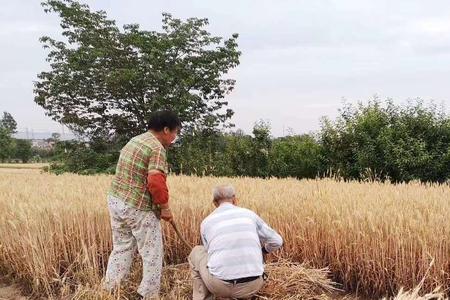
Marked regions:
[257,260,340,300]
[159,260,339,300]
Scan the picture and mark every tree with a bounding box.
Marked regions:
[169,128,231,176]
[222,122,272,178]
[14,139,33,163]
[51,132,61,141]
[269,135,323,179]
[0,112,16,162]
[379,100,450,182]
[1,112,17,134]
[249,121,271,177]
[35,0,240,139]
[0,128,13,162]
[224,130,254,176]
[49,139,120,174]
[319,98,450,182]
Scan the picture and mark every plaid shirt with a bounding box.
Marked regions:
[109,131,168,211]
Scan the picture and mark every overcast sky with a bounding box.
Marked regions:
[1,0,450,137]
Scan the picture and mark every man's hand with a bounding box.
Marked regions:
[160,208,173,222]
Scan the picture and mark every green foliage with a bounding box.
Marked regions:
[269,135,323,179]
[320,98,450,182]
[169,128,233,176]
[35,0,240,140]
[49,139,120,174]
[51,132,61,141]
[224,130,254,177]
[168,121,322,179]
[0,112,16,162]
[0,127,14,162]
[248,121,271,177]
[0,112,17,134]
[14,139,33,163]
[169,123,266,177]
[30,95,450,183]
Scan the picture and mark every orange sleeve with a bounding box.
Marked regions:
[147,172,169,205]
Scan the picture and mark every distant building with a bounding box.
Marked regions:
[31,139,55,150]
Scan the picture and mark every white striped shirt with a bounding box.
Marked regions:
[200,203,283,280]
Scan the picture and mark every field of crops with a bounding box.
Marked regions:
[0,163,48,169]
[0,168,449,299]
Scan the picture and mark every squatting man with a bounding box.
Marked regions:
[188,184,283,300]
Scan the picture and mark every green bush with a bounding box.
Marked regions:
[320,98,450,182]
[49,139,120,175]
[45,98,450,183]
[269,135,323,179]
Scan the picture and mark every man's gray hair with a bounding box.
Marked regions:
[213,185,236,202]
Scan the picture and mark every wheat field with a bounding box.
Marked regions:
[0,163,49,169]
[0,169,449,299]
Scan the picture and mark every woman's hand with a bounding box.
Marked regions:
[160,207,173,222]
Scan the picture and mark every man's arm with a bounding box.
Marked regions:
[255,214,283,253]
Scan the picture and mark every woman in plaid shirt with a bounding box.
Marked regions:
[104,110,181,299]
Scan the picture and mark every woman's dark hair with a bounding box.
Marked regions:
[147,110,182,132]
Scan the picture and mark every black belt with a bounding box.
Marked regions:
[223,275,260,284]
